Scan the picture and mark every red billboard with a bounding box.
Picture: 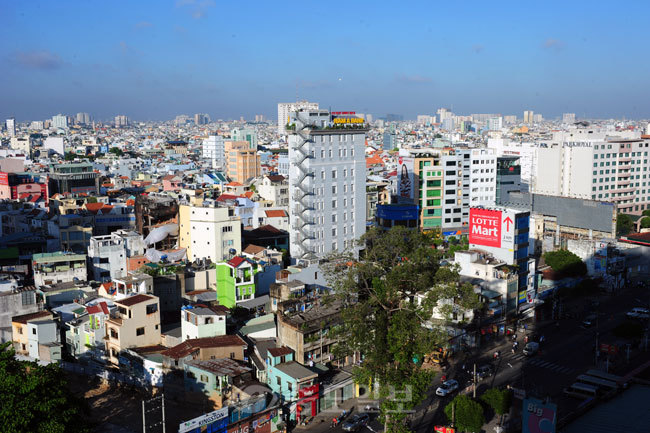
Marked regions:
[469,208,502,248]
[298,384,319,398]
[0,172,8,186]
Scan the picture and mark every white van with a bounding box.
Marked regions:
[523,341,539,356]
[563,383,599,399]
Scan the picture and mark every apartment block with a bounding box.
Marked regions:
[32,252,87,287]
[288,110,366,259]
[178,203,242,262]
[225,140,261,184]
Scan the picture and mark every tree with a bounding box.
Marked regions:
[642,210,650,217]
[543,250,587,277]
[64,152,76,161]
[481,387,512,416]
[0,342,90,432]
[444,394,485,433]
[616,213,634,236]
[108,147,123,156]
[324,227,482,433]
[640,217,650,229]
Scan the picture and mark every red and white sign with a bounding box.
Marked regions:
[434,427,455,433]
[298,384,319,398]
[469,208,502,247]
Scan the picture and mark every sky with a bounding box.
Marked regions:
[1,0,650,122]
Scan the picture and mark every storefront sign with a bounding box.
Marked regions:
[434,427,455,433]
[179,407,229,433]
[469,208,502,247]
[332,117,364,124]
[298,384,319,398]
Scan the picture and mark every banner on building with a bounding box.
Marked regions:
[522,398,556,433]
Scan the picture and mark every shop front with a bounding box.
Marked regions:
[296,384,319,421]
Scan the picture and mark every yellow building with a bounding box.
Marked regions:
[12,311,54,355]
[225,141,260,184]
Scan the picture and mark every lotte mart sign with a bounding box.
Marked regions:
[469,208,516,249]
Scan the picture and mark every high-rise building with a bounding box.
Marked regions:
[562,113,576,124]
[495,156,525,204]
[76,112,91,125]
[51,114,68,129]
[194,113,209,125]
[29,121,44,130]
[254,114,265,122]
[532,114,543,123]
[231,127,258,149]
[175,114,190,126]
[224,141,261,184]
[397,150,443,229]
[114,115,129,127]
[487,117,503,131]
[523,110,534,125]
[5,118,16,137]
[383,132,396,150]
[288,110,366,259]
[202,135,225,170]
[503,115,517,125]
[277,101,319,134]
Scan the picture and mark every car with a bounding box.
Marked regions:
[523,342,539,356]
[341,414,370,432]
[581,314,597,328]
[626,308,650,320]
[436,379,459,397]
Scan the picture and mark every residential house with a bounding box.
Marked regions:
[184,358,254,408]
[181,305,227,341]
[27,319,61,362]
[11,310,53,355]
[65,301,111,361]
[216,256,258,308]
[257,175,289,207]
[266,347,319,421]
[242,225,289,251]
[239,313,276,340]
[32,252,87,287]
[162,334,247,370]
[105,294,161,365]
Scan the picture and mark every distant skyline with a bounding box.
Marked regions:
[2,1,650,122]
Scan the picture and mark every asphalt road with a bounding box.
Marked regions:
[407,283,650,432]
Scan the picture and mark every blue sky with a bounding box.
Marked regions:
[1,0,650,122]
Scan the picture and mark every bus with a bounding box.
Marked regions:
[575,374,618,392]
[563,383,599,399]
[585,369,624,385]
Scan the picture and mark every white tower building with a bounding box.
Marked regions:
[288,110,366,260]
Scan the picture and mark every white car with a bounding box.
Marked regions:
[436,379,459,397]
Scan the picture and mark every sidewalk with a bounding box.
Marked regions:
[293,398,362,432]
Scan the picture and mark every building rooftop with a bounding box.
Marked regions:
[268,346,293,357]
[12,310,52,324]
[162,335,247,359]
[274,361,318,381]
[32,252,86,263]
[115,294,155,307]
[186,358,251,377]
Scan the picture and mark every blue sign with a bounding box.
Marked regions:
[376,204,419,221]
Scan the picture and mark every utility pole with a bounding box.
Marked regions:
[142,400,146,433]
[473,363,477,398]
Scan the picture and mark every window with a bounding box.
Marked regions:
[146,303,158,314]
[17,327,22,335]
[332,228,337,236]
[230,352,235,359]
[332,185,337,194]
[332,169,337,179]
[332,200,337,209]
[200,374,209,383]
[136,327,145,336]
[277,377,282,386]
[332,214,337,223]
[222,225,233,233]
[288,382,293,391]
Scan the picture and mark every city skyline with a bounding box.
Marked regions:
[2,1,650,121]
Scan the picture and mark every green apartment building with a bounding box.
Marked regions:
[216,256,258,308]
[413,150,444,230]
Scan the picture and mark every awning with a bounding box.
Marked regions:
[481,289,502,299]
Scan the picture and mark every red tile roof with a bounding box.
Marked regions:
[161,335,247,359]
[265,210,287,218]
[266,175,285,182]
[216,194,238,202]
[268,346,293,357]
[227,256,251,268]
[86,301,109,315]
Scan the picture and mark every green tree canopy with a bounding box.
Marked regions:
[642,210,650,217]
[324,227,483,433]
[444,394,485,433]
[640,217,650,229]
[108,147,123,156]
[480,387,512,416]
[0,342,90,432]
[543,249,587,277]
[616,213,634,236]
